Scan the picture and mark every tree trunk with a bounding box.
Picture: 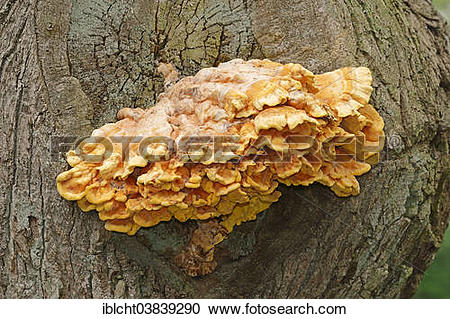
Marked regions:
[0,0,449,298]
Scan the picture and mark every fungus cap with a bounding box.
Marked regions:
[56,59,384,276]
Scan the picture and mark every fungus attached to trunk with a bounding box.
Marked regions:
[56,59,384,276]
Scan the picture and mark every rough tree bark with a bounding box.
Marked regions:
[0,0,448,298]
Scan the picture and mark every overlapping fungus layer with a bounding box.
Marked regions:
[56,59,384,275]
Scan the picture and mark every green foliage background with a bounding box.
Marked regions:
[413,0,449,299]
[415,229,450,298]
[434,0,450,19]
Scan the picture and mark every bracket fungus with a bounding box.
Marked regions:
[56,59,384,276]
